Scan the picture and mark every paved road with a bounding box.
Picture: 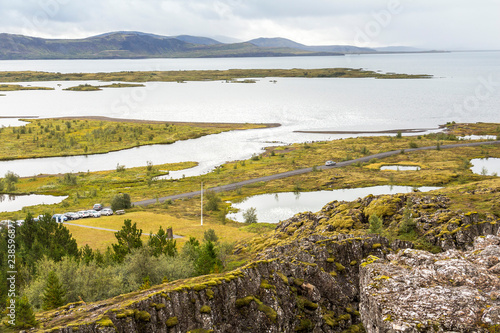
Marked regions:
[64,222,184,239]
[134,140,500,206]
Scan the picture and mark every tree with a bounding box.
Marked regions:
[243,207,258,224]
[79,244,94,264]
[203,229,219,243]
[111,193,132,211]
[204,191,221,211]
[148,226,177,257]
[112,219,143,262]
[17,213,78,274]
[399,199,417,234]
[195,240,221,275]
[368,214,383,234]
[15,296,37,329]
[42,271,66,310]
[181,237,200,262]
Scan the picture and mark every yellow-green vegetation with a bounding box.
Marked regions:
[0,117,267,160]
[444,121,500,137]
[200,305,211,314]
[64,83,145,91]
[0,68,432,84]
[62,211,258,250]
[0,84,54,91]
[1,123,499,255]
[166,316,178,327]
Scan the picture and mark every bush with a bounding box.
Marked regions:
[243,207,258,224]
[368,214,383,234]
[4,171,19,183]
[62,173,77,185]
[111,193,132,210]
[204,191,221,211]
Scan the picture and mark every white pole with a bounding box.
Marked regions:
[201,181,203,226]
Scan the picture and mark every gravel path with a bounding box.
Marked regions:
[134,140,500,206]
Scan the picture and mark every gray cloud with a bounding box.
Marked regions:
[0,0,498,49]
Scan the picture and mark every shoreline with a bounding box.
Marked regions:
[36,116,281,129]
[294,127,439,135]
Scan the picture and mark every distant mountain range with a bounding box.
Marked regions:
[0,31,433,60]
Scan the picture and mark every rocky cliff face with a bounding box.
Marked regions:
[34,190,500,332]
[359,234,500,332]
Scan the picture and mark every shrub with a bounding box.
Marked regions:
[368,214,383,234]
[204,191,221,211]
[243,207,258,224]
[111,193,132,210]
[4,171,19,183]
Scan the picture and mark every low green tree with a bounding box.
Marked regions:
[15,296,37,329]
[181,237,200,262]
[204,191,221,211]
[203,229,219,243]
[195,240,221,275]
[399,200,417,234]
[243,207,258,224]
[42,271,66,310]
[148,226,177,257]
[112,219,143,262]
[111,193,132,210]
[368,214,383,234]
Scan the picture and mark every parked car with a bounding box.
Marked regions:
[101,208,113,216]
[78,210,90,218]
[325,160,337,166]
[52,214,67,223]
[64,212,80,220]
[87,209,101,218]
[93,203,103,211]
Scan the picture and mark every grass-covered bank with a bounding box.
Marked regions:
[1,123,499,247]
[0,84,54,91]
[0,67,432,84]
[0,118,269,160]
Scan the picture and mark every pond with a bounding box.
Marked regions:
[380,165,421,171]
[470,158,500,176]
[0,194,68,213]
[227,185,441,223]
[0,118,30,128]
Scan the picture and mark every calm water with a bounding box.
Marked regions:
[0,52,499,177]
[380,165,421,171]
[227,185,441,223]
[470,158,500,176]
[0,194,67,213]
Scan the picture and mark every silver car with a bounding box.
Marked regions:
[101,208,113,216]
[87,209,101,218]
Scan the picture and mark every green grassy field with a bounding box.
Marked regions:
[0,118,268,160]
[2,123,499,251]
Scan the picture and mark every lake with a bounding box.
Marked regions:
[227,185,441,223]
[0,194,68,213]
[0,52,499,177]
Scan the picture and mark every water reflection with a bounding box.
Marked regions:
[227,185,441,223]
[470,158,500,176]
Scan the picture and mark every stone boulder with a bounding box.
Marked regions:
[359,235,500,332]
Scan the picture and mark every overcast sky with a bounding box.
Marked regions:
[0,0,498,50]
